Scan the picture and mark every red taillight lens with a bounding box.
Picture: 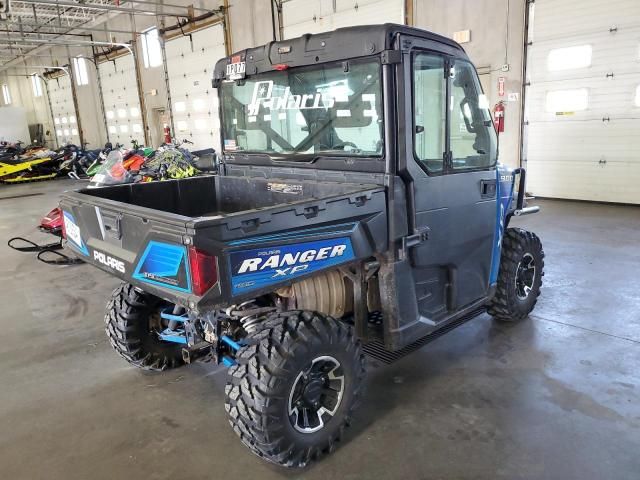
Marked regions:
[188,246,218,296]
[60,210,67,239]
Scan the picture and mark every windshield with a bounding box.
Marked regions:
[220,60,383,158]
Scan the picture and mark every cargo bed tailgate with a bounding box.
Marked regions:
[60,191,193,300]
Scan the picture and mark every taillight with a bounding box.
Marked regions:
[188,246,218,296]
[60,211,67,239]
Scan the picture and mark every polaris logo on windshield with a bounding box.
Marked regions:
[94,250,125,274]
[248,80,335,116]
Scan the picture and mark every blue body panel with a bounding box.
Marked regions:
[229,237,356,295]
[489,165,516,285]
[133,241,192,293]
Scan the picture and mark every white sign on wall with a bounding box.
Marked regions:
[0,106,30,143]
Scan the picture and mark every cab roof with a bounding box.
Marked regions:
[213,23,465,86]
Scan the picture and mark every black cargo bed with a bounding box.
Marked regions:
[80,175,377,219]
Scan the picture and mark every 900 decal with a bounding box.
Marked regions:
[229,238,355,295]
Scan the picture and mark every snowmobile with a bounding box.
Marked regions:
[121,148,146,173]
[59,144,104,180]
[85,142,115,177]
[0,141,24,160]
[0,143,61,183]
[87,149,135,188]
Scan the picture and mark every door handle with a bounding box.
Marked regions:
[480,179,497,198]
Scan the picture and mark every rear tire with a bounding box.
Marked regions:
[225,310,365,467]
[489,228,544,322]
[104,283,184,371]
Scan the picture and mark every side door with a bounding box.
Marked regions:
[404,48,499,322]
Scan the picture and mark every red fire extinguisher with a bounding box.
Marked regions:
[163,124,172,144]
[493,101,505,134]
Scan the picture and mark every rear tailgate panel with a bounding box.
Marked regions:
[61,192,193,304]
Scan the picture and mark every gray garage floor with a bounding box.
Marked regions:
[1,179,639,480]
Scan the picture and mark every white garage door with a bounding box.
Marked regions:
[165,25,225,152]
[282,0,404,39]
[98,55,143,148]
[525,0,640,204]
[48,74,80,147]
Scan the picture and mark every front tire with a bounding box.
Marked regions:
[104,283,184,371]
[489,228,544,322]
[225,311,365,467]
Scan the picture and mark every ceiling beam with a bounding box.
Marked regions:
[0,52,62,58]
[121,0,218,13]
[13,0,220,16]
[13,0,159,17]
[0,28,91,37]
[0,2,223,70]
[0,20,144,35]
[0,6,127,70]
[0,37,128,46]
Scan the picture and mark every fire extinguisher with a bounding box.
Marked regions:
[163,124,172,144]
[493,101,505,134]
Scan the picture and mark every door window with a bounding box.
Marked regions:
[449,60,497,170]
[413,54,446,173]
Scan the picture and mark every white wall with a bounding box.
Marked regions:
[228,0,275,51]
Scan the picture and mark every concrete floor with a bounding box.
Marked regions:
[1,179,639,480]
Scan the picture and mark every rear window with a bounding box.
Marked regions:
[220,59,383,158]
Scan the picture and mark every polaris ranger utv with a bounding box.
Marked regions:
[59,24,543,467]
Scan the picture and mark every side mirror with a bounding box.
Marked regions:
[415,125,425,134]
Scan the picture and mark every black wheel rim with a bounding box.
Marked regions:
[288,356,345,434]
[515,253,536,300]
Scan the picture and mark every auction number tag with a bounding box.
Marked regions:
[226,55,246,80]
